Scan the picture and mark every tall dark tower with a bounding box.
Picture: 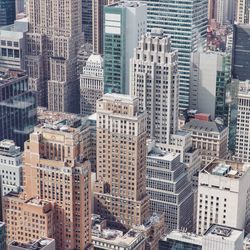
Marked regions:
[82,0,92,43]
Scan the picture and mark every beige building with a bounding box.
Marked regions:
[183,119,229,166]
[4,116,93,250]
[236,0,250,23]
[94,93,149,228]
[25,0,83,111]
[92,0,118,54]
[3,193,54,243]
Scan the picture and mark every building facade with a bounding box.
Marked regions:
[104,1,146,94]
[0,222,5,250]
[130,30,179,144]
[233,24,250,81]
[190,51,232,121]
[94,94,149,228]
[146,145,194,232]
[25,0,83,111]
[183,118,229,166]
[197,159,250,235]
[0,68,37,148]
[0,18,28,69]
[0,140,22,195]
[0,0,16,26]
[234,80,250,162]
[80,54,104,116]
[236,0,250,24]
[141,0,208,109]
[92,0,118,55]
[82,0,92,43]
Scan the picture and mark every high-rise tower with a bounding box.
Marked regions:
[130,30,179,144]
[0,0,16,26]
[25,0,83,112]
[94,93,149,228]
[141,0,207,110]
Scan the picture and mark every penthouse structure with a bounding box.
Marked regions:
[197,159,250,235]
[94,93,149,228]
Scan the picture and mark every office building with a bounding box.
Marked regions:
[203,224,244,250]
[0,68,37,148]
[197,159,250,235]
[215,0,235,25]
[0,222,5,250]
[234,80,250,162]
[190,51,231,121]
[142,0,207,109]
[92,0,118,54]
[0,18,28,69]
[104,1,146,94]
[25,0,83,111]
[94,94,149,228]
[130,30,178,144]
[15,0,25,15]
[208,0,216,22]
[0,0,16,26]
[159,224,244,250]
[183,118,229,166]
[146,144,194,232]
[236,0,250,23]
[3,193,55,243]
[80,54,104,116]
[82,0,92,43]
[0,140,22,195]
[159,230,202,250]
[9,238,55,250]
[233,24,250,81]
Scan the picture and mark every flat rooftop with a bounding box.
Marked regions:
[0,68,26,85]
[99,93,137,103]
[204,224,243,241]
[109,1,142,8]
[9,238,55,250]
[0,139,21,157]
[202,159,250,179]
[147,145,179,162]
[25,197,50,207]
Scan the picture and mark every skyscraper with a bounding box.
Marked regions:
[0,0,16,26]
[141,0,208,110]
[236,0,250,23]
[92,0,118,54]
[104,1,147,94]
[80,54,104,116]
[25,0,83,111]
[233,24,250,81]
[0,68,37,148]
[82,0,92,43]
[94,93,149,228]
[130,30,179,144]
[4,116,92,249]
[234,80,250,162]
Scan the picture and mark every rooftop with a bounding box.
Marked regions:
[201,159,250,179]
[99,93,137,103]
[109,1,142,8]
[147,146,179,162]
[0,139,21,157]
[238,80,250,96]
[9,238,55,250]
[25,197,50,207]
[0,68,26,85]
[204,224,243,241]
[183,119,226,133]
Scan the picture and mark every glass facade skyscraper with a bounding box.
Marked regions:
[141,0,208,109]
[0,69,37,148]
[82,0,92,43]
[0,0,16,26]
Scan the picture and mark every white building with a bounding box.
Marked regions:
[234,80,250,162]
[190,51,231,120]
[0,140,22,196]
[130,30,179,144]
[80,54,104,116]
[0,18,28,69]
[203,224,244,250]
[215,0,235,25]
[197,159,250,235]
